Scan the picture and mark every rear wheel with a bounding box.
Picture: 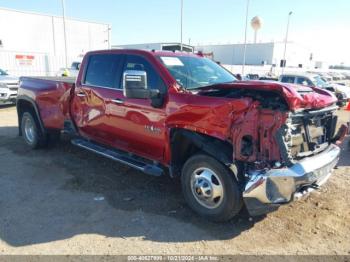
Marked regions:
[181,154,243,222]
[21,112,48,149]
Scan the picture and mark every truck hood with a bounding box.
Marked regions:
[196,81,337,111]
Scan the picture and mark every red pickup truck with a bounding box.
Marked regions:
[17,49,348,221]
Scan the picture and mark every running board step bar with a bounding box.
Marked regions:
[71,138,163,176]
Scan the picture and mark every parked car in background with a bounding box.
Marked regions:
[259,76,278,81]
[314,72,333,82]
[0,68,19,105]
[279,73,350,107]
[328,72,346,81]
[246,74,259,80]
[341,71,350,80]
[56,61,81,77]
[17,49,348,221]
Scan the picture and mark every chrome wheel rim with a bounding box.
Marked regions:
[190,167,224,209]
[24,117,35,144]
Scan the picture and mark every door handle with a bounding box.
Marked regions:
[76,92,86,97]
[112,98,124,105]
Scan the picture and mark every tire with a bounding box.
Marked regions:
[21,111,48,149]
[181,154,243,222]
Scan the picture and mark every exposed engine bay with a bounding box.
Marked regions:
[278,106,339,165]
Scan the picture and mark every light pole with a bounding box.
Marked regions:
[180,0,183,51]
[242,0,250,76]
[107,25,111,49]
[282,11,293,74]
[61,0,68,68]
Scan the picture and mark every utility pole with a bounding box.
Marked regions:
[282,11,293,74]
[61,0,68,68]
[242,0,250,76]
[180,0,183,51]
[107,25,111,49]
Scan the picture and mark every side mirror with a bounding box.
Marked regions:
[123,70,159,99]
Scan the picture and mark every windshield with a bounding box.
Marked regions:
[158,55,237,89]
[0,69,8,76]
[312,75,328,88]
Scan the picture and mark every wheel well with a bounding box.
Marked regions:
[169,129,233,177]
[17,99,43,136]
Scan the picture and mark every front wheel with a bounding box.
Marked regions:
[181,154,243,222]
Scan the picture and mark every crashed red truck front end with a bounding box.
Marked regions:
[195,81,348,215]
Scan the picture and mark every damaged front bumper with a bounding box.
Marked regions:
[243,143,341,216]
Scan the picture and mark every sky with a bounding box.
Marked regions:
[0,0,350,64]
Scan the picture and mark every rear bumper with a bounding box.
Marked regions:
[243,143,341,216]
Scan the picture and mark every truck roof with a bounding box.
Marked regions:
[86,49,200,58]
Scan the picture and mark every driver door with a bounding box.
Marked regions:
[107,54,168,161]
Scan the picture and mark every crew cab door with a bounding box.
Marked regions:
[113,54,167,161]
[71,53,125,145]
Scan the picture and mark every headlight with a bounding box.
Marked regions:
[0,83,8,89]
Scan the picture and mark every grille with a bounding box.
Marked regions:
[6,82,19,91]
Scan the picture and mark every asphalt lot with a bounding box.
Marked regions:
[0,105,349,255]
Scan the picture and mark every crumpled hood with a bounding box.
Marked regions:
[197,81,337,111]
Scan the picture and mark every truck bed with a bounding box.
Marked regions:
[18,76,76,131]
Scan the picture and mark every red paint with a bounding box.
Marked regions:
[195,81,337,111]
[18,49,339,166]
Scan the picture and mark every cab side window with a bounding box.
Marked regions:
[123,55,166,93]
[84,54,122,88]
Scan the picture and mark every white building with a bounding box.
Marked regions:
[196,42,313,68]
[0,7,111,76]
[112,41,313,71]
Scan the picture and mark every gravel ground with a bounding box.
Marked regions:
[0,105,349,255]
